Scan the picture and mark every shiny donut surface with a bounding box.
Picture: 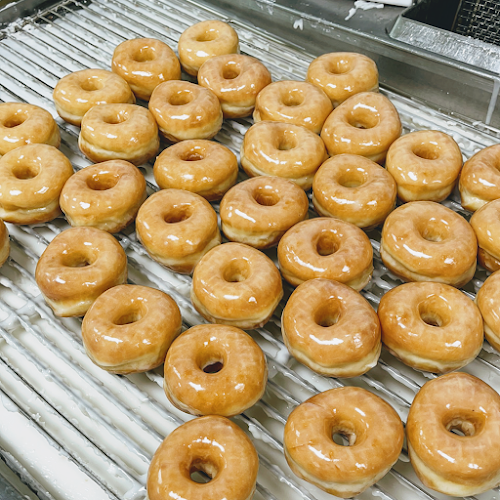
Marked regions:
[476,270,500,352]
[471,198,500,272]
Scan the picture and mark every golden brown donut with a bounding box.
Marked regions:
[306,52,379,107]
[148,416,258,500]
[278,217,373,290]
[407,373,500,496]
[284,387,404,498]
[240,121,327,190]
[81,284,181,374]
[476,270,500,352]
[60,160,146,233]
[53,69,135,126]
[0,144,73,224]
[386,130,463,202]
[378,282,483,373]
[191,242,283,329]
[0,220,10,269]
[220,176,309,248]
[178,20,239,76]
[459,145,500,212]
[0,103,60,156]
[312,154,397,229]
[111,38,181,100]
[79,103,159,165]
[164,324,267,416]
[149,81,223,142]
[35,227,127,317]
[470,198,500,271]
[321,92,401,162]
[282,279,381,377]
[136,189,220,274]
[153,140,238,200]
[253,80,333,134]
[380,201,477,287]
[198,54,271,118]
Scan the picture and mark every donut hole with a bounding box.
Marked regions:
[418,297,451,328]
[444,414,485,437]
[169,90,194,106]
[327,58,351,75]
[332,431,354,446]
[282,90,304,107]
[114,310,142,325]
[80,77,104,92]
[202,360,224,374]
[347,107,379,129]
[413,143,440,160]
[180,150,205,162]
[315,300,341,327]
[418,218,450,243]
[253,187,279,207]
[86,172,120,191]
[338,170,367,188]
[102,112,128,125]
[61,251,93,268]
[222,62,241,80]
[132,46,155,62]
[196,29,219,42]
[316,232,339,257]
[12,163,39,180]
[277,134,297,151]
[163,206,192,224]
[189,460,218,484]
[3,113,27,128]
[223,259,250,283]
[330,423,357,447]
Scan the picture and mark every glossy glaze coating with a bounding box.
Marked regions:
[321,92,401,162]
[191,242,283,329]
[312,154,396,229]
[198,54,271,118]
[459,145,500,212]
[60,160,146,233]
[379,282,483,373]
[148,415,258,500]
[164,324,267,416]
[0,144,73,224]
[154,140,238,200]
[240,121,327,190]
[306,52,379,107]
[149,81,223,142]
[386,130,463,202]
[471,199,500,272]
[111,38,181,100]
[136,189,220,274]
[35,227,127,317]
[220,176,309,248]
[53,69,135,126]
[282,279,381,377]
[380,201,477,287]
[476,270,500,352]
[277,217,373,290]
[253,81,333,134]
[0,220,10,269]
[178,20,239,76]
[284,387,404,498]
[79,103,159,165]
[0,103,60,156]
[82,284,181,374]
[407,373,500,496]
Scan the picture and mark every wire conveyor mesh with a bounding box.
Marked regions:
[1,0,500,499]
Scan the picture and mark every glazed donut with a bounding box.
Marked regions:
[198,54,271,118]
[284,387,404,498]
[240,121,327,190]
[35,227,127,317]
[470,199,500,271]
[407,372,500,496]
[378,282,483,373]
[191,242,283,329]
[282,279,381,377]
[0,144,73,224]
[459,145,500,212]
[306,52,379,107]
[386,130,463,202]
[111,38,181,100]
[220,176,309,248]
[380,201,477,287]
[0,103,60,156]
[136,189,220,274]
[53,69,135,126]
[153,140,238,200]
[277,217,373,290]
[312,154,397,229]
[60,160,147,233]
[253,81,333,134]
[321,92,401,162]
[149,81,223,142]
[476,270,500,352]
[178,20,239,76]
[148,415,258,500]
[0,220,10,269]
[79,103,159,165]
[81,284,181,374]
[164,324,267,416]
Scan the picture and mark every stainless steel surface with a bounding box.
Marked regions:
[1,1,500,500]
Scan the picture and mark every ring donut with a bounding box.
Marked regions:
[380,201,477,287]
[476,270,500,352]
[470,199,500,272]
[284,387,404,498]
[407,372,500,496]
[220,176,309,248]
[164,324,267,416]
